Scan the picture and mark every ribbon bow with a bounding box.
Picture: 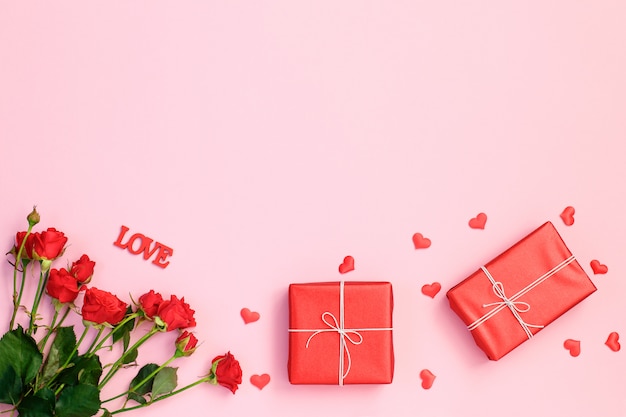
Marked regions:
[467,256,576,339]
[305,311,364,383]
[480,270,544,339]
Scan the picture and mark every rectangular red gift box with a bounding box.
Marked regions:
[447,221,597,361]
[288,281,394,384]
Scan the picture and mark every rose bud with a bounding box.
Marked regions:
[138,290,163,320]
[46,268,80,303]
[175,330,198,357]
[208,352,242,394]
[27,206,40,227]
[70,254,96,284]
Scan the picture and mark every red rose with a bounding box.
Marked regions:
[33,228,67,261]
[138,290,163,319]
[70,254,96,283]
[211,352,242,394]
[46,268,80,303]
[156,295,196,331]
[14,231,36,259]
[81,287,128,325]
[175,330,198,357]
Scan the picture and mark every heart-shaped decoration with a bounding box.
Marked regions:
[590,260,608,275]
[605,332,621,352]
[421,282,441,298]
[468,213,487,229]
[412,233,431,249]
[419,369,436,389]
[240,308,260,324]
[560,206,575,226]
[338,255,354,274]
[250,373,271,390]
[564,339,581,357]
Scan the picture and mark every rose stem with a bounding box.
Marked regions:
[28,268,50,335]
[98,325,159,388]
[9,224,33,329]
[108,377,211,415]
[86,313,140,356]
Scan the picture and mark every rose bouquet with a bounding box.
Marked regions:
[1,208,242,417]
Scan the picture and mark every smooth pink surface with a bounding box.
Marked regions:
[1,2,625,416]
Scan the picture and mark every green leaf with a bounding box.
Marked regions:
[41,326,77,385]
[0,366,22,404]
[129,363,158,394]
[17,389,55,417]
[57,354,102,387]
[126,363,158,404]
[55,384,101,417]
[78,354,103,386]
[151,367,177,399]
[121,346,138,365]
[127,391,147,405]
[0,326,42,402]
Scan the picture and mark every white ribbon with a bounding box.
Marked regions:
[289,281,392,385]
[467,255,576,339]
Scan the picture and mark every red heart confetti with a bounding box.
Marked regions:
[564,339,581,357]
[468,213,487,229]
[421,282,441,298]
[560,206,575,226]
[590,260,608,275]
[605,332,621,352]
[338,256,355,274]
[419,369,436,389]
[250,374,271,390]
[240,308,260,324]
[412,233,431,249]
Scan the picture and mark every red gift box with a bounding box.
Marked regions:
[447,222,597,360]
[288,281,394,384]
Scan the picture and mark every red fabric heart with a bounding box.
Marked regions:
[421,282,441,298]
[412,233,431,249]
[564,339,581,357]
[560,206,575,226]
[605,332,621,352]
[250,374,271,390]
[468,213,487,229]
[419,369,436,389]
[338,256,354,274]
[240,308,260,324]
[590,260,608,274]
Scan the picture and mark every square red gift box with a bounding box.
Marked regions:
[447,221,597,360]
[288,281,394,384]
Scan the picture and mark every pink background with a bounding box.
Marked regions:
[1,2,625,416]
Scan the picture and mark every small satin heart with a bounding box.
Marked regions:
[560,206,575,226]
[240,308,260,324]
[421,282,441,298]
[412,233,431,249]
[564,339,581,357]
[250,374,271,390]
[419,369,436,389]
[338,256,354,274]
[590,260,608,274]
[468,213,487,229]
[605,332,621,352]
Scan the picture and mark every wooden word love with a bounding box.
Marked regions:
[113,226,173,269]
